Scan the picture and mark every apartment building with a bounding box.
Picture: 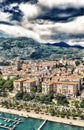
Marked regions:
[23,79,36,93]
[56,81,79,97]
[42,81,79,97]
[42,81,53,94]
[13,78,36,93]
[13,79,26,92]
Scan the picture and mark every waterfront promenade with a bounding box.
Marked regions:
[0,107,84,128]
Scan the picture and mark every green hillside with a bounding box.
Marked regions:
[0,37,84,60]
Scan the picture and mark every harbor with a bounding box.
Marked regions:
[0,109,84,130]
[0,124,14,130]
[0,116,22,123]
[0,113,23,130]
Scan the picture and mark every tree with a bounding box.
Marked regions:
[47,92,54,102]
[4,77,19,91]
[39,94,46,103]
[0,91,8,97]
[74,100,80,108]
[23,93,31,101]
[37,85,42,92]
[75,60,80,66]
[15,92,23,100]
[31,86,37,93]
[56,95,69,106]
[0,79,5,90]
[80,114,84,120]
[49,108,55,116]
[4,79,13,91]
[80,100,84,108]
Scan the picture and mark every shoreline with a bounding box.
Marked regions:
[0,107,84,128]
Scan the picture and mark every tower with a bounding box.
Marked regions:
[16,57,21,71]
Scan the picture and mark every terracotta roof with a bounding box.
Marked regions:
[54,81,78,85]
[24,79,35,83]
[14,79,26,82]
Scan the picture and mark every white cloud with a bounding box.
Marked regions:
[55,16,84,34]
[19,3,40,19]
[0,12,11,21]
[0,0,4,3]
[67,39,84,46]
[0,0,84,46]
[39,0,84,8]
[0,14,84,46]
[0,24,41,41]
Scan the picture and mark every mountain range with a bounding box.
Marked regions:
[0,37,84,60]
[46,42,84,49]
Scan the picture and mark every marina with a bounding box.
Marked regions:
[0,112,43,130]
[0,112,83,130]
[0,113,23,130]
[0,116,22,123]
[0,124,14,130]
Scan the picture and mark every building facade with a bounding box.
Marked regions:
[13,78,36,93]
[42,81,79,97]
[23,79,36,93]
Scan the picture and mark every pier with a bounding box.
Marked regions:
[0,124,14,130]
[37,120,47,130]
[0,116,22,123]
[0,115,22,130]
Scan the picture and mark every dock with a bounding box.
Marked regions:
[0,124,13,130]
[0,116,22,123]
[37,120,47,130]
[0,116,22,130]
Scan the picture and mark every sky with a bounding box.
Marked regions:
[0,0,84,46]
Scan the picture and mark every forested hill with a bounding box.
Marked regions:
[0,37,84,60]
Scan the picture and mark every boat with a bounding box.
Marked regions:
[16,122,19,125]
[14,125,16,128]
[7,119,11,122]
[4,119,7,121]
[14,121,16,123]
[9,124,12,127]
[18,118,21,121]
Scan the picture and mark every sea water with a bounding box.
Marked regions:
[0,112,43,130]
[42,121,84,130]
[0,112,84,130]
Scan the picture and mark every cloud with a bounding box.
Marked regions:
[0,0,38,4]
[19,3,40,19]
[39,0,84,8]
[0,11,11,21]
[0,0,84,46]
[0,31,10,37]
[0,24,41,41]
[35,7,84,23]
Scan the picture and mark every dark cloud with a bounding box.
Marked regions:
[0,4,23,22]
[0,21,13,25]
[9,9,23,22]
[1,1,84,23]
[1,0,38,4]
[0,0,84,46]
[36,6,84,23]
[0,0,38,22]
[40,31,84,42]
